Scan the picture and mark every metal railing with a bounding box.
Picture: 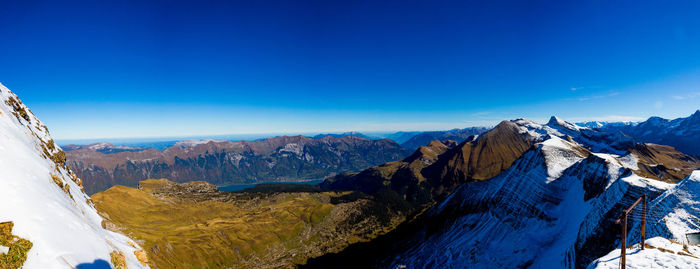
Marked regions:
[615,194,646,269]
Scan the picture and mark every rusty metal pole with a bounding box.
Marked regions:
[641,194,646,250]
[621,212,627,269]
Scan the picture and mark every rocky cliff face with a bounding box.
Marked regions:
[66,135,412,194]
[0,83,147,268]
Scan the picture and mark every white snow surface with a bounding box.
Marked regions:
[175,139,223,147]
[627,171,700,244]
[588,237,700,269]
[0,84,148,268]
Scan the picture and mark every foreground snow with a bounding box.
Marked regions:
[588,237,700,269]
[0,84,148,268]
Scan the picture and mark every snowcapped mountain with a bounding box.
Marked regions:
[385,117,696,268]
[598,110,700,156]
[576,121,638,129]
[312,116,699,268]
[0,84,148,268]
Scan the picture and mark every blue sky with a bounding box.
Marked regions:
[1,0,699,140]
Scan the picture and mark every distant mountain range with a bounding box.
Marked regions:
[398,127,490,150]
[66,135,411,194]
[575,121,638,129]
[310,131,375,139]
[577,110,700,156]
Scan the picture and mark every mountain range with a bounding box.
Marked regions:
[397,126,489,150]
[66,135,411,195]
[595,110,700,157]
[64,127,494,195]
[305,115,700,268]
[3,82,699,268]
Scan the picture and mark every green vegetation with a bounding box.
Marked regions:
[110,251,126,269]
[0,222,33,269]
[4,96,30,123]
[93,179,403,268]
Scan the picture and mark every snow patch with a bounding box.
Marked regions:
[0,84,148,268]
[540,137,585,182]
[175,139,222,147]
[587,237,700,269]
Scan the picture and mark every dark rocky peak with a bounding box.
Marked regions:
[642,116,669,127]
[546,116,581,132]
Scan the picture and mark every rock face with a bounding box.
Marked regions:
[598,110,700,156]
[310,117,700,269]
[66,135,412,194]
[0,83,147,268]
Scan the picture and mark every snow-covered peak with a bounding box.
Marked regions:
[644,116,669,127]
[547,116,585,131]
[88,142,114,150]
[0,84,148,268]
[174,139,223,147]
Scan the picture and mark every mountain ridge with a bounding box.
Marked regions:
[306,116,700,268]
[0,83,148,268]
[66,134,412,194]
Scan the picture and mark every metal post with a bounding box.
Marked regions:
[641,194,646,250]
[621,212,627,268]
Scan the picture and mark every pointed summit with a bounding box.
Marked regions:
[690,109,700,118]
[547,116,564,126]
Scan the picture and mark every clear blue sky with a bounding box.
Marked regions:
[1,0,699,140]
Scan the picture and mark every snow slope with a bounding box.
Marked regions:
[629,171,700,243]
[0,84,148,268]
[588,237,700,269]
[389,118,679,269]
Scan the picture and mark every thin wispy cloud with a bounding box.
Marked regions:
[671,92,700,100]
[577,91,621,102]
[567,115,645,122]
[654,101,664,109]
[471,111,492,117]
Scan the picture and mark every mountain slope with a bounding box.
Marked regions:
[0,84,147,268]
[589,171,700,268]
[384,118,699,269]
[322,121,537,207]
[92,178,411,268]
[307,117,700,269]
[66,136,411,194]
[599,110,700,156]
